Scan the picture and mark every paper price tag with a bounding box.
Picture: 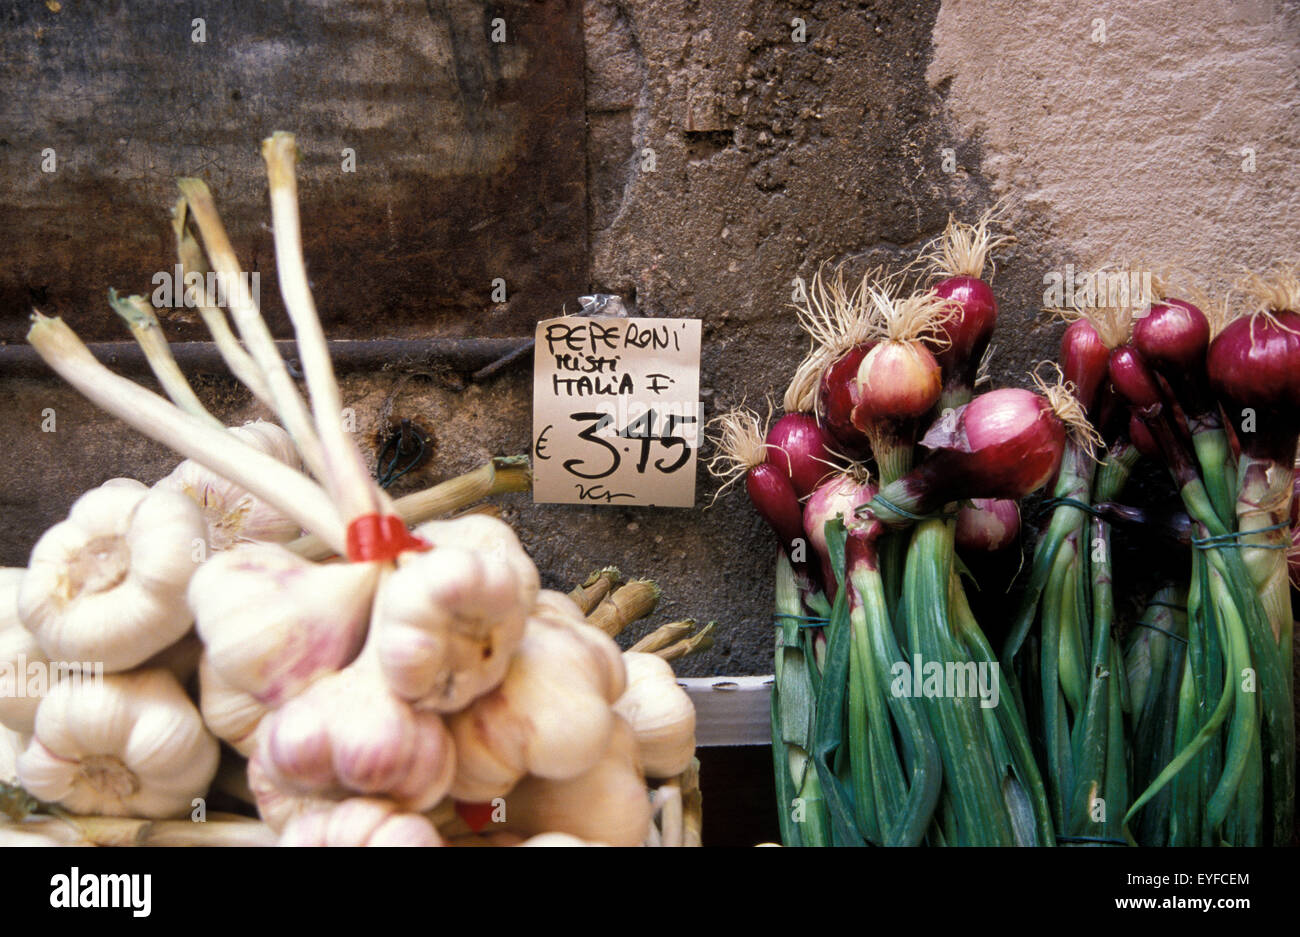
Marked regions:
[532,315,702,507]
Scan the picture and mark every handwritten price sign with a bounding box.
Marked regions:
[532,315,702,507]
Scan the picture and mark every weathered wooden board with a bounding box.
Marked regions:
[0,0,585,344]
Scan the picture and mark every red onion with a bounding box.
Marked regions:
[1108,346,1165,410]
[708,409,808,562]
[932,275,997,396]
[1207,310,1300,462]
[1060,319,1110,414]
[955,498,1021,553]
[803,472,877,597]
[1133,298,1210,375]
[766,412,838,498]
[1129,411,1161,461]
[817,341,874,454]
[850,341,942,431]
[746,462,806,556]
[920,211,1013,405]
[868,387,1070,525]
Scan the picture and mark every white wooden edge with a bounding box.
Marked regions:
[678,675,773,748]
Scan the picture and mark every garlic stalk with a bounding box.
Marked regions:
[497,717,651,847]
[17,668,219,818]
[26,314,347,555]
[262,132,378,525]
[174,177,330,484]
[279,797,443,847]
[189,542,378,705]
[156,421,304,550]
[446,592,627,802]
[108,290,224,429]
[171,197,275,409]
[18,479,208,672]
[613,652,697,778]
[373,515,539,712]
[286,456,533,562]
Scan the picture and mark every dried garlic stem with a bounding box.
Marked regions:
[587,579,661,636]
[172,198,275,408]
[569,567,624,614]
[27,313,346,555]
[285,455,531,560]
[656,621,716,661]
[108,290,224,430]
[262,132,379,523]
[628,619,695,653]
[175,177,330,483]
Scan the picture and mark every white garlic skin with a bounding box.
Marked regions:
[189,543,378,705]
[247,751,339,832]
[256,663,456,813]
[279,798,442,847]
[446,597,627,802]
[0,724,22,784]
[18,480,209,673]
[499,718,651,847]
[197,653,270,756]
[156,421,302,551]
[0,567,44,735]
[518,832,605,847]
[375,515,540,713]
[17,668,219,818]
[614,652,697,778]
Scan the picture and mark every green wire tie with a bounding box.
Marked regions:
[1055,834,1128,846]
[775,613,830,628]
[1145,600,1187,612]
[1039,496,1100,516]
[856,493,947,523]
[1191,521,1289,551]
[1132,620,1188,645]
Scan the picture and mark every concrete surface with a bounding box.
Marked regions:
[2,0,1298,677]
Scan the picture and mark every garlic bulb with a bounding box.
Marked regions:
[254,658,455,813]
[155,421,303,550]
[198,653,270,756]
[189,542,378,704]
[374,515,539,713]
[519,832,604,847]
[17,668,219,818]
[247,751,337,832]
[279,798,443,847]
[0,568,45,735]
[446,597,627,802]
[0,724,21,783]
[500,718,651,847]
[614,652,696,778]
[18,479,209,672]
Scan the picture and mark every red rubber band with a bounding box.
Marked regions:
[345,513,431,563]
[454,800,496,833]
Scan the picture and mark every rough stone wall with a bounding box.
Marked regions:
[2,1,1297,677]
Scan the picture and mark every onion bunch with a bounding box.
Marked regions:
[713,210,1079,845]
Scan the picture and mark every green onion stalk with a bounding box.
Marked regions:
[1112,342,1292,845]
[866,381,1082,844]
